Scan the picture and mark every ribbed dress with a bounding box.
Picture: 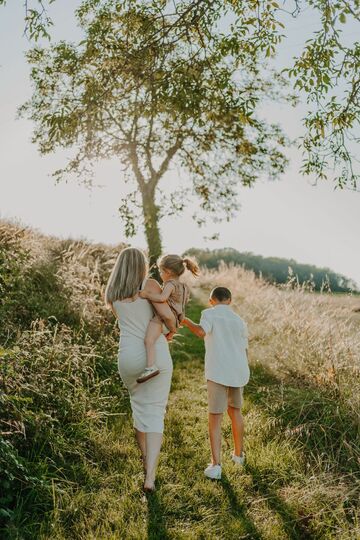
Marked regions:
[113,283,173,433]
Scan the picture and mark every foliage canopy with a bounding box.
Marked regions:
[21,0,291,260]
[3,0,360,257]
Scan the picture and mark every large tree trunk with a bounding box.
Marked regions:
[142,188,162,277]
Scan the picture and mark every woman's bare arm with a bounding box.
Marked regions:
[142,278,162,295]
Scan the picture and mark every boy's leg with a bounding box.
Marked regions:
[207,380,227,465]
[227,406,244,457]
[144,319,162,367]
[227,387,244,457]
[208,413,223,465]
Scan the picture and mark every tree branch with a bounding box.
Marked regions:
[128,142,145,189]
[155,137,183,182]
[145,89,157,180]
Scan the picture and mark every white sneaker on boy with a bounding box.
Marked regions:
[204,464,222,480]
[231,453,245,465]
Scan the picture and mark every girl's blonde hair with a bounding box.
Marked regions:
[105,247,148,305]
[158,254,200,277]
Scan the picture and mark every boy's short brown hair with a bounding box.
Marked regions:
[210,287,232,302]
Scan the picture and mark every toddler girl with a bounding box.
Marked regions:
[136,254,199,383]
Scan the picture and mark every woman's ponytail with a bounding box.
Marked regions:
[183,257,200,277]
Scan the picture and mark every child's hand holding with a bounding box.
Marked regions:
[139,290,148,299]
[165,331,175,342]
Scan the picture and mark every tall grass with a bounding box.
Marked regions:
[1,221,359,539]
[193,264,360,415]
[188,265,360,533]
[0,221,125,538]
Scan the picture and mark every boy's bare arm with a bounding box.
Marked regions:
[182,317,206,338]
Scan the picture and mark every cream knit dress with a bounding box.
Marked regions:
[113,282,173,433]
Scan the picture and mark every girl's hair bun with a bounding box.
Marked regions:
[182,257,200,277]
[158,254,200,277]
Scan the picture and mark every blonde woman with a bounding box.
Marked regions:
[105,247,176,492]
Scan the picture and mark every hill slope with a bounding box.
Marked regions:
[185,247,359,293]
[1,221,359,539]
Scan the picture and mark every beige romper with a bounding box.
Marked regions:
[153,279,189,328]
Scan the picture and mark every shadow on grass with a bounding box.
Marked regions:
[243,362,359,535]
[246,363,360,476]
[245,465,313,540]
[220,473,263,539]
[146,491,170,540]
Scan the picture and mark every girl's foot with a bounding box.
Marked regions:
[136,366,160,383]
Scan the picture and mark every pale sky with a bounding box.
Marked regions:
[1,2,359,286]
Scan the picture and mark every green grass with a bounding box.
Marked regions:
[2,300,359,539]
[5,300,355,539]
[1,225,359,539]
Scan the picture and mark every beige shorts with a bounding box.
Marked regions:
[207,380,243,414]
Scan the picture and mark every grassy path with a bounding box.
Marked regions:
[2,230,358,539]
[138,301,312,540]
[8,303,360,540]
[39,299,357,540]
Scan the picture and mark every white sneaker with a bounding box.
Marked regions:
[136,366,160,383]
[231,452,245,465]
[204,464,222,480]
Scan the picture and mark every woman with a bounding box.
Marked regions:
[105,247,176,492]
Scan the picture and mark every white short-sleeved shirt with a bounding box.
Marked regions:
[200,304,250,387]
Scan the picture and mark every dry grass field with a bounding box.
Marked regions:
[1,221,359,539]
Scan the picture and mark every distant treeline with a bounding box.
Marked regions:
[185,248,358,293]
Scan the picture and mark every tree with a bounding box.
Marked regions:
[21,0,290,264]
[285,0,360,189]
[16,0,360,261]
[4,1,360,186]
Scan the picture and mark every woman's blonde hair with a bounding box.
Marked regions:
[105,247,148,305]
[158,254,200,277]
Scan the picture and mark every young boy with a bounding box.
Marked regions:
[182,286,249,480]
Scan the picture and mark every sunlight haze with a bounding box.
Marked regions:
[0,2,359,286]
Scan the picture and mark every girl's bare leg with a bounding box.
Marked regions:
[144,320,162,368]
[151,301,178,334]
